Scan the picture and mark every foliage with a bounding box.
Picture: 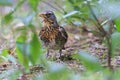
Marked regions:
[74,50,102,71]
[111,32,120,54]
[115,18,120,32]
[0,0,13,6]
[1,0,120,80]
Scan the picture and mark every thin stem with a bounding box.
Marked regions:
[85,0,106,36]
[106,36,112,68]
[85,0,112,68]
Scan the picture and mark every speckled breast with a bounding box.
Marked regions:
[39,27,59,48]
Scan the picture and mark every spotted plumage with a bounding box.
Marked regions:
[39,10,68,57]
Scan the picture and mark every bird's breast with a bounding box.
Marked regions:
[39,27,59,43]
[39,26,68,50]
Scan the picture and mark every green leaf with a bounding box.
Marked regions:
[115,18,120,32]
[16,30,29,69]
[48,62,66,72]
[2,11,13,24]
[1,49,8,56]
[29,33,42,64]
[99,2,120,19]
[21,13,35,26]
[28,0,39,11]
[1,49,17,64]
[63,11,79,18]
[16,25,42,67]
[14,0,25,11]
[16,42,29,69]
[73,50,102,71]
[111,32,120,53]
[0,0,13,6]
[114,68,120,79]
[16,33,27,43]
[0,56,8,63]
[7,55,17,64]
[44,62,71,80]
[8,70,20,80]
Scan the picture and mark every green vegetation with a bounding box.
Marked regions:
[0,0,120,80]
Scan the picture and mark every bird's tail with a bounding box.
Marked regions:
[62,46,65,50]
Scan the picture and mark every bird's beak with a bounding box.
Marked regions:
[38,13,46,23]
[39,14,43,17]
[39,12,46,17]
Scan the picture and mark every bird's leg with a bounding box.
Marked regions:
[59,49,62,57]
[46,48,49,57]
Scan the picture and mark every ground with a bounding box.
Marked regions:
[0,25,120,80]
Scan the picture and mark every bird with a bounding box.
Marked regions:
[39,10,68,57]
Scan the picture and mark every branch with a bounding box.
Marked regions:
[85,0,107,36]
[85,0,112,69]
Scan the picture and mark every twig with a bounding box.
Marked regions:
[85,0,112,69]
[101,18,111,26]
[86,0,107,36]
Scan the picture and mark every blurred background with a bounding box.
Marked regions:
[1,0,120,80]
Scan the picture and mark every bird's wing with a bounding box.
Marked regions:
[58,26,68,39]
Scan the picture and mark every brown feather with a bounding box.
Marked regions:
[39,11,68,56]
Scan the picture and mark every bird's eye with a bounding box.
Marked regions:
[47,13,51,17]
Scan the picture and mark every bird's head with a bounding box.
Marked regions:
[39,10,57,23]
[39,10,59,28]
